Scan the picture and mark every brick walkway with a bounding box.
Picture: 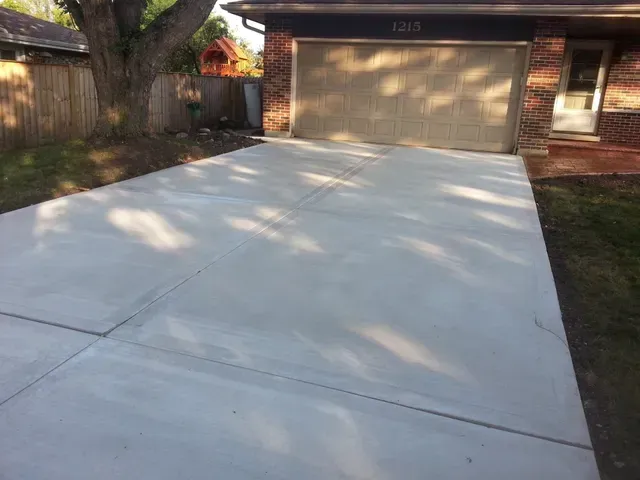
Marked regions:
[525,140,640,179]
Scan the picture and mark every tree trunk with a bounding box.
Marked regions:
[91,58,156,138]
[63,0,218,139]
[79,1,154,138]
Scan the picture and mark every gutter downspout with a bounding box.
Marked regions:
[242,17,265,36]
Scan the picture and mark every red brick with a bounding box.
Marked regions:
[263,16,293,132]
[517,18,567,154]
[594,41,640,145]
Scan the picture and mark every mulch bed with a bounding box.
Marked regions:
[90,131,263,177]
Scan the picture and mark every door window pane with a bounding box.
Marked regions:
[564,49,603,110]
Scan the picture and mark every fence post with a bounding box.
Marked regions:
[230,79,235,123]
[67,65,78,138]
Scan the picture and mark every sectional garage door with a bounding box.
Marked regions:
[293,42,526,153]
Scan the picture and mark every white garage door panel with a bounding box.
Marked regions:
[294,43,526,153]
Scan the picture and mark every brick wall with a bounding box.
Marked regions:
[602,42,640,110]
[263,16,293,134]
[598,112,640,146]
[517,19,567,154]
[598,41,640,146]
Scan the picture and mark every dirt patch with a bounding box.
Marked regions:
[532,174,640,480]
[0,132,262,214]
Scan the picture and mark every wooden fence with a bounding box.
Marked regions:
[0,60,261,151]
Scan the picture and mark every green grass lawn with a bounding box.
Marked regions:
[532,175,640,480]
[1,140,109,214]
[0,134,260,214]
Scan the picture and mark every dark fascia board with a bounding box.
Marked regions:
[0,31,89,53]
[222,2,640,23]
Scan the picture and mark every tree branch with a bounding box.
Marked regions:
[60,0,84,31]
[134,0,217,73]
[186,44,201,75]
[113,0,147,38]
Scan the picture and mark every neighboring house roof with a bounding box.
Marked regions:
[0,7,88,53]
[200,37,249,63]
[223,0,640,22]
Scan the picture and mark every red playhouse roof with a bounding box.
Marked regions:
[200,37,249,63]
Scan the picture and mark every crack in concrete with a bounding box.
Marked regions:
[534,314,569,349]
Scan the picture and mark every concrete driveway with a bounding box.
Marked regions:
[0,140,598,479]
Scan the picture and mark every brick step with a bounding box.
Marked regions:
[548,140,640,154]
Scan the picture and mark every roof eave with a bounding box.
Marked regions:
[222,3,640,22]
[0,31,88,53]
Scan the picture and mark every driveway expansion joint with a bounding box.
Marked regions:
[0,311,104,336]
[0,337,100,408]
[103,145,395,337]
[108,336,593,453]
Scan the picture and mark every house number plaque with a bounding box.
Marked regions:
[392,21,422,32]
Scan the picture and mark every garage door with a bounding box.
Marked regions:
[294,43,526,153]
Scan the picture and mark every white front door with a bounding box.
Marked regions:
[552,40,612,135]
